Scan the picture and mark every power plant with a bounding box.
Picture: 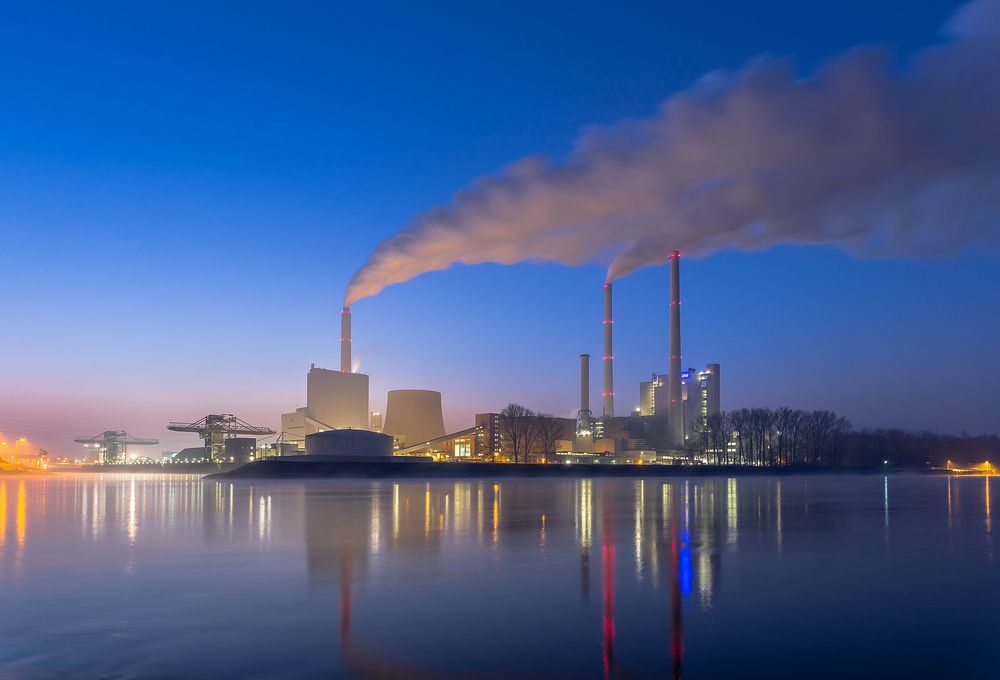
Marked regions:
[65,249,719,467]
[274,249,721,464]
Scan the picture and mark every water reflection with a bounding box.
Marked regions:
[0,473,997,678]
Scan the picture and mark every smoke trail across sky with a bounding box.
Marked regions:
[345,0,1000,305]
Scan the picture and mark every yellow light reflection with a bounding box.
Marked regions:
[986,476,992,535]
[16,480,26,545]
[424,484,431,538]
[579,479,592,549]
[0,482,7,546]
[492,483,500,545]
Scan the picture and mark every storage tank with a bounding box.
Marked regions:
[382,390,445,447]
[305,429,393,457]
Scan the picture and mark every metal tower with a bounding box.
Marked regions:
[75,430,159,465]
[168,414,275,463]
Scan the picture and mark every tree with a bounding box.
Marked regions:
[535,414,565,464]
[499,402,536,464]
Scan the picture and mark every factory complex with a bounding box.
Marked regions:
[64,252,720,467]
[270,251,722,466]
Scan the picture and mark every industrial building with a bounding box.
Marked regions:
[281,308,370,447]
[638,364,721,438]
[570,251,723,460]
[268,249,721,465]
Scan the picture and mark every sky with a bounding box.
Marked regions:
[1,0,996,456]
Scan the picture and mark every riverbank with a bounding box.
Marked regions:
[0,460,49,475]
[205,458,936,480]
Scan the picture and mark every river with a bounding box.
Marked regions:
[0,473,995,678]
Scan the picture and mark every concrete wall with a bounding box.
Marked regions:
[307,366,369,430]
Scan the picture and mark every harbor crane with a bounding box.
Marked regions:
[75,430,159,465]
[168,414,275,463]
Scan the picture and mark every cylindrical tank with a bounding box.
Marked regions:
[305,429,393,457]
[383,390,445,448]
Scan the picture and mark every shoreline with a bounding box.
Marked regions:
[204,458,946,480]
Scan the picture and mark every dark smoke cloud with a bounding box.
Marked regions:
[346,0,1000,305]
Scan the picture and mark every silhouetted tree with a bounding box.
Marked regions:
[535,414,565,464]
[499,402,535,464]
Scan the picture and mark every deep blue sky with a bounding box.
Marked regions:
[1,0,994,454]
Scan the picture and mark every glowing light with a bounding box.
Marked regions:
[0,482,6,545]
[16,481,26,545]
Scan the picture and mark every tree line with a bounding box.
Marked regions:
[496,400,999,469]
[692,407,851,466]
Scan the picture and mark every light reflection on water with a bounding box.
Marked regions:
[0,473,997,679]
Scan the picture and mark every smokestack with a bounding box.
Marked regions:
[580,354,590,414]
[667,251,683,448]
[603,283,614,418]
[340,306,352,373]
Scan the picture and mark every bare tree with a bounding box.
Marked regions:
[499,402,536,464]
[535,414,565,464]
[728,409,750,465]
[707,411,732,464]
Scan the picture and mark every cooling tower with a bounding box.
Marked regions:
[603,283,614,418]
[382,389,445,447]
[340,307,352,373]
[667,251,683,448]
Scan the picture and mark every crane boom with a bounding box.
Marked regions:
[74,430,159,464]
[167,414,275,463]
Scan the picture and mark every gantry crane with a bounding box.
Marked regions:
[168,414,276,463]
[75,430,160,465]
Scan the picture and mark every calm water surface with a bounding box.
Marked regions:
[0,473,996,679]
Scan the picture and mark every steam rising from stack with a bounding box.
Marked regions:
[345,0,1000,306]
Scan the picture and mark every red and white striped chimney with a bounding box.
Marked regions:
[603,283,614,418]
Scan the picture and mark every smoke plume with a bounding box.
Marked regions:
[346,0,1000,305]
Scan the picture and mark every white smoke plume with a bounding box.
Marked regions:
[346,0,1000,305]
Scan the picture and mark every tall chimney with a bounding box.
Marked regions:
[603,283,614,418]
[667,251,683,448]
[580,353,590,413]
[340,306,352,373]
